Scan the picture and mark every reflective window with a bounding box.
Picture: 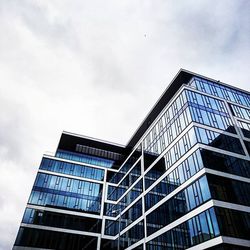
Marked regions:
[230,104,250,121]
[56,150,115,168]
[215,207,250,240]
[146,175,211,236]
[143,127,199,189]
[189,77,250,108]
[108,146,142,184]
[186,90,236,133]
[143,91,192,156]
[107,161,141,201]
[145,150,203,209]
[146,207,220,249]
[14,227,98,250]
[244,140,250,155]
[22,208,101,233]
[105,198,143,236]
[207,174,250,206]
[194,127,245,155]
[150,127,198,174]
[201,149,250,178]
[40,158,104,181]
[106,220,144,249]
[120,220,144,248]
[106,180,143,217]
[107,185,126,202]
[121,199,142,230]
[28,173,103,214]
[104,219,118,236]
[238,120,250,138]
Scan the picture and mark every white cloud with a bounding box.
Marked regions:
[0,0,249,248]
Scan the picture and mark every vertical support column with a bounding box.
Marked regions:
[141,144,147,250]
[100,169,107,247]
[97,236,101,250]
[100,169,107,216]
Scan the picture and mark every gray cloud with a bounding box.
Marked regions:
[0,0,249,249]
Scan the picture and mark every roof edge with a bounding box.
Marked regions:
[126,68,250,149]
[62,131,125,148]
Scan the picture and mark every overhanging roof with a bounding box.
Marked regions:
[57,69,250,154]
[126,69,193,148]
[58,131,125,154]
[126,68,250,149]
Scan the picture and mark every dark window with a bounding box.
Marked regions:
[201,149,250,178]
[22,208,102,233]
[146,175,211,236]
[215,207,250,240]
[207,174,250,206]
[14,227,98,250]
[146,207,220,249]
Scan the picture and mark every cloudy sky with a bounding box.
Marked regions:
[0,0,249,249]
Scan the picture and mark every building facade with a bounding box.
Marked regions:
[13,70,250,250]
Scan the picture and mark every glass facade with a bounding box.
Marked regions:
[29,172,103,214]
[146,208,220,249]
[14,70,250,250]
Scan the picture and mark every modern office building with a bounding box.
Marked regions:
[13,69,250,250]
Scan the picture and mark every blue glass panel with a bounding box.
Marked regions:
[208,208,220,236]
[40,158,104,181]
[55,150,115,168]
[189,77,250,108]
[199,176,211,201]
[29,173,102,213]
